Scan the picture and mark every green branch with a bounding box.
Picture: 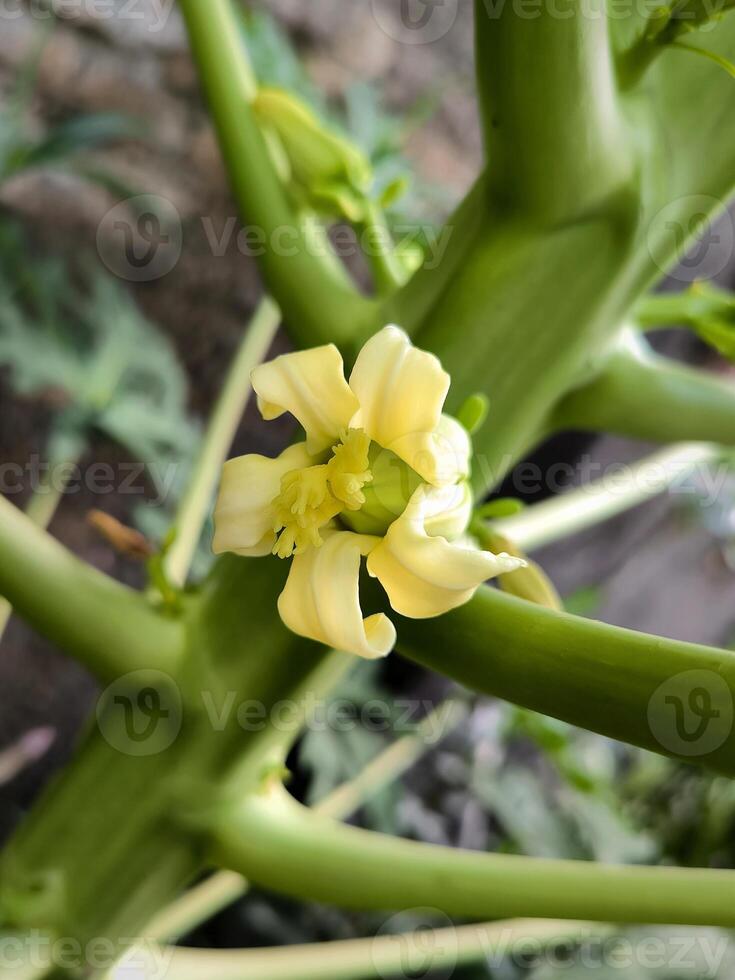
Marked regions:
[212,786,735,925]
[474,0,631,220]
[147,698,466,942]
[0,494,182,681]
[493,442,720,552]
[176,0,377,350]
[138,920,600,980]
[553,332,735,444]
[0,437,86,641]
[165,297,281,588]
[391,584,735,775]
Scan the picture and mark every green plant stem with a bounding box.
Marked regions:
[390,585,735,776]
[146,697,466,941]
[176,0,376,350]
[554,334,735,444]
[357,203,407,296]
[388,16,735,497]
[492,442,720,552]
[212,785,735,926]
[0,493,182,681]
[135,920,602,980]
[164,297,281,588]
[0,441,84,642]
[474,0,631,220]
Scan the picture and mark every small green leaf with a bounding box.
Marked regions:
[457,393,490,435]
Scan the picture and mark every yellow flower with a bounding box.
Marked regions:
[213,326,523,659]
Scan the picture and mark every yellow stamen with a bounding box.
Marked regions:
[271,430,373,558]
[327,428,372,511]
[272,465,341,558]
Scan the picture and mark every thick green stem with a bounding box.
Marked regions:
[391,585,735,775]
[474,0,632,220]
[176,0,376,350]
[212,786,735,925]
[133,920,601,980]
[554,333,735,444]
[165,297,281,587]
[0,440,85,642]
[147,698,465,941]
[0,494,182,681]
[0,557,344,956]
[386,19,735,495]
[493,442,720,552]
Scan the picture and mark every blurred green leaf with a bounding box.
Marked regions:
[0,225,199,516]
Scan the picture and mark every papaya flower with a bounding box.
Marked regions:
[213,326,524,659]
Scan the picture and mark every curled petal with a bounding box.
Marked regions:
[349,326,452,484]
[278,531,396,659]
[368,486,525,619]
[252,345,359,454]
[423,480,473,541]
[388,414,471,488]
[213,443,314,557]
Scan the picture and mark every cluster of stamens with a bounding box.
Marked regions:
[272,428,372,558]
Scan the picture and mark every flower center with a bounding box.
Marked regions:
[340,445,423,536]
[272,428,372,558]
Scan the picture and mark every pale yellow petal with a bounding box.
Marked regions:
[349,326,453,484]
[388,413,471,488]
[278,531,396,659]
[252,344,359,453]
[423,480,473,541]
[367,486,524,619]
[213,443,313,557]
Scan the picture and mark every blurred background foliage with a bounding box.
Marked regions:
[0,3,735,977]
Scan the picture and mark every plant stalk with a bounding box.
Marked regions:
[164,297,281,588]
[176,0,376,350]
[124,919,604,980]
[146,698,466,941]
[493,442,720,552]
[0,493,182,682]
[212,786,735,926]
[0,440,85,642]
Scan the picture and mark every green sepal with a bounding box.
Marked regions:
[252,87,374,223]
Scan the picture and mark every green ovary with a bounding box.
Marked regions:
[339,444,423,536]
